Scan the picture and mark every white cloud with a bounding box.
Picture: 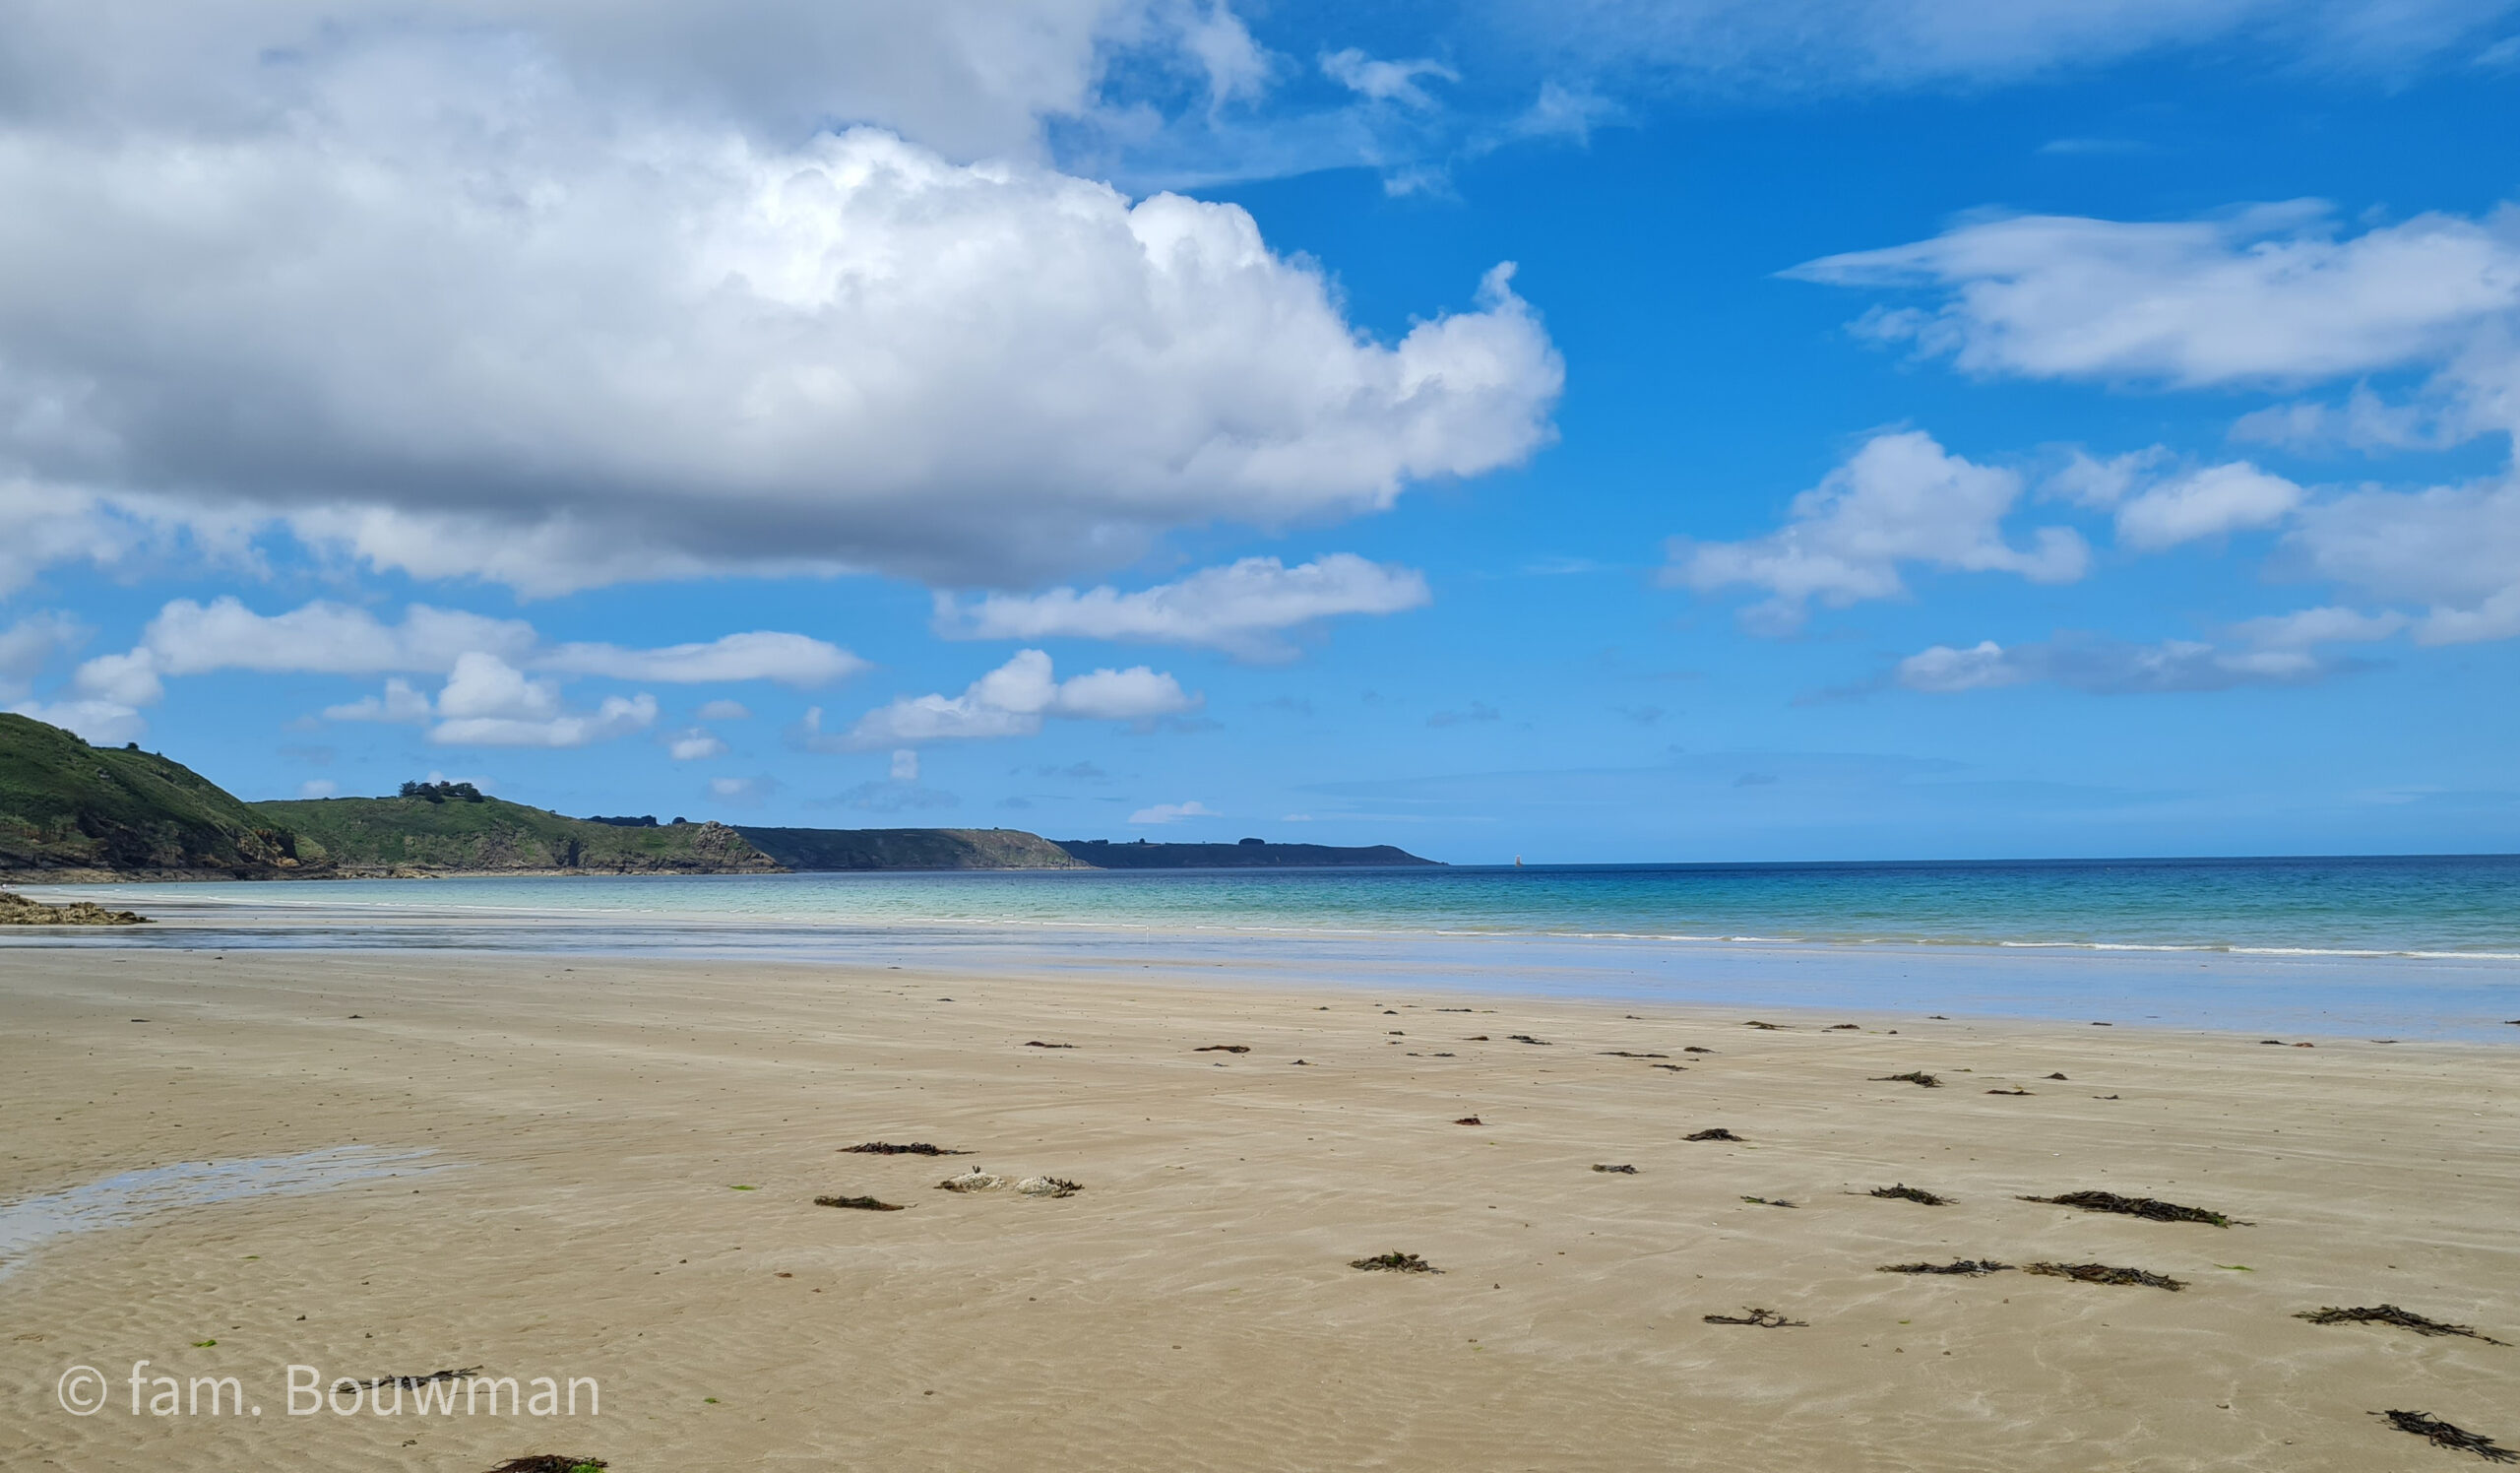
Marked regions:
[132,597,859,684]
[0,12,1562,597]
[66,650,163,709]
[431,692,660,749]
[29,598,860,743]
[891,749,920,782]
[435,654,563,723]
[314,651,662,747]
[2227,605,2413,650]
[2043,446,2170,509]
[2286,478,2520,644]
[1789,203,2520,389]
[1892,640,2026,693]
[709,775,771,803]
[9,698,149,746]
[323,678,434,724]
[934,553,1429,660]
[296,779,338,800]
[2113,462,2303,549]
[836,649,1199,748]
[540,632,865,686]
[0,612,82,700]
[666,729,729,761]
[1129,800,1218,823]
[1897,635,2325,695]
[1664,430,2087,632]
[695,699,752,721]
[140,598,536,677]
[2229,385,2463,453]
[1320,49,1459,107]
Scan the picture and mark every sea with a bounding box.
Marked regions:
[12,855,2519,1041]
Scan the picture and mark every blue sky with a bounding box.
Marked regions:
[3,1,2517,861]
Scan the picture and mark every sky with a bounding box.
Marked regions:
[3,0,2517,863]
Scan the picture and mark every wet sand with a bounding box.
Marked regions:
[2,949,2514,1471]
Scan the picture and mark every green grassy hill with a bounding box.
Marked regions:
[0,712,318,875]
[252,796,782,875]
[1054,839,1438,867]
[734,826,1085,870]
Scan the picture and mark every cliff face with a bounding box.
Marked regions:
[0,714,318,876]
[250,798,783,875]
[733,826,1086,870]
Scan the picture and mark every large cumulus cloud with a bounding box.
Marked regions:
[0,7,1562,596]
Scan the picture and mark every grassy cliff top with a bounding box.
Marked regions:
[251,795,781,874]
[733,826,1085,870]
[0,713,315,873]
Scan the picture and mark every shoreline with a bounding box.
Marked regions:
[5,878,2515,1042]
[4,949,2513,1471]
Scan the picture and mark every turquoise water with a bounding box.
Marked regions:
[13,856,2518,1039]
[30,854,2517,955]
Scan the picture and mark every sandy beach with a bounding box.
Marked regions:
[3,948,2514,1472]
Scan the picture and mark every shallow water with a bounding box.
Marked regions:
[9,857,2518,1040]
[0,1146,444,1278]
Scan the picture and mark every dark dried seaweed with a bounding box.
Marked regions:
[360,1366,478,1389]
[1878,1260,2012,1276]
[2302,1306,2506,1344]
[1704,1307,1805,1326]
[843,1142,967,1156]
[2025,1261,2185,1291]
[814,1194,907,1211]
[1868,1184,1950,1205]
[1684,1128,1740,1141]
[2022,1190,2242,1227]
[1351,1251,1440,1273]
[2375,1411,2518,1462]
[1870,1071,1942,1088]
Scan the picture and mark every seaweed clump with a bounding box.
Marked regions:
[360,1367,479,1389]
[1870,1072,1941,1088]
[2374,1411,2517,1462]
[2025,1261,2186,1291]
[814,1195,907,1211]
[2023,1190,2242,1227]
[1868,1184,1950,1206]
[1878,1260,2013,1276]
[2301,1307,2507,1344]
[1684,1128,1741,1141]
[484,1459,608,1473]
[1592,1164,1639,1174]
[844,1142,967,1156]
[1704,1308,1805,1327]
[1351,1251,1440,1273]
[1193,1045,1251,1054]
